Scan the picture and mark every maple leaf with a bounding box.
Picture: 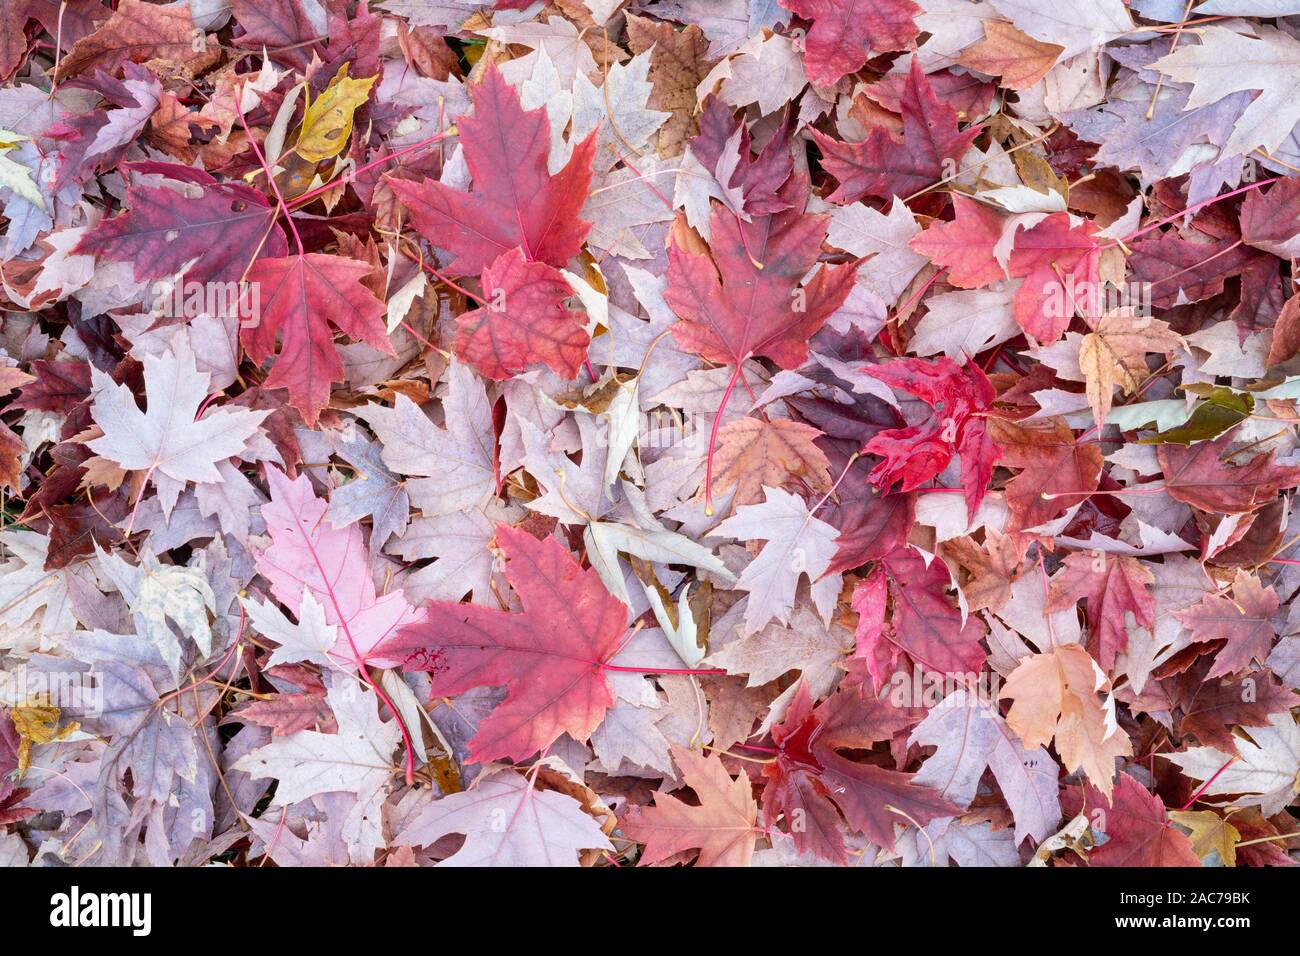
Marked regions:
[1078,311,1181,428]
[234,680,400,827]
[1163,714,1300,817]
[1157,431,1300,514]
[665,187,856,371]
[762,682,959,859]
[1005,213,1101,344]
[1047,552,1155,672]
[230,0,320,71]
[708,416,831,509]
[714,486,841,636]
[987,416,1102,532]
[855,548,987,683]
[956,20,1062,90]
[707,604,853,702]
[1171,571,1279,679]
[1168,809,1241,867]
[389,63,597,276]
[75,163,287,285]
[53,0,215,81]
[398,767,613,866]
[780,0,920,87]
[910,689,1061,845]
[1084,772,1200,867]
[908,195,1007,288]
[355,361,495,518]
[1173,666,1297,752]
[625,14,711,158]
[1240,175,1300,260]
[87,339,268,517]
[622,745,758,867]
[1267,293,1300,368]
[860,356,1000,521]
[1000,643,1131,800]
[688,95,796,218]
[379,525,626,763]
[1128,235,1259,310]
[240,253,392,425]
[1153,25,1300,157]
[257,466,421,671]
[96,544,217,681]
[822,459,915,575]
[941,529,1023,613]
[454,247,590,380]
[0,2,28,82]
[810,60,979,204]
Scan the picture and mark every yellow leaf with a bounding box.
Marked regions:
[1169,809,1242,866]
[293,64,376,165]
[0,128,45,210]
[11,702,80,777]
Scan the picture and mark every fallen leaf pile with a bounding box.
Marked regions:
[1,0,1299,869]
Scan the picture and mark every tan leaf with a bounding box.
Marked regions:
[626,14,711,158]
[1078,309,1181,428]
[621,746,758,866]
[957,20,1064,91]
[941,529,1024,612]
[706,416,831,509]
[147,90,219,162]
[1001,644,1131,799]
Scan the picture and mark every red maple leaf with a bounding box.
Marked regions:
[782,0,921,88]
[665,176,856,508]
[1081,772,1200,867]
[1005,213,1101,343]
[820,453,916,575]
[241,253,391,425]
[1129,235,1260,308]
[1047,552,1155,672]
[1171,663,1297,751]
[0,2,29,81]
[860,355,1000,521]
[230,0,320,70]
[762,681,957,861]
[1241,175,1300,258]
[810,59,980,204]
[1171,572,1279,679]
[388,63,596,276]
[1158,430,1300,514]
[987,416,1103,532]
[379,525,628,763]
[13,359,91,414]
[456,247,590,380]
[908,194,1008,288]
[690,95,795,217]
[666,180,856,371]
[621,746,759,867]
[854,548,988,685]
[75,162,286,285]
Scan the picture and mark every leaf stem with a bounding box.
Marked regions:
[601,663,727,675]
[287,127,458,209]
[703,361,745,516]
[234,93,304,257]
